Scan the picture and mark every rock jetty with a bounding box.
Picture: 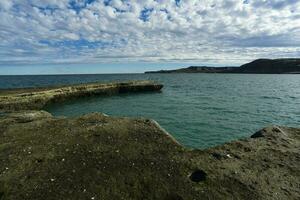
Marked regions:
[0,81,163,111]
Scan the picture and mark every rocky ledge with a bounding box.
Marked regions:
[0,111,299,200]
[0,81,163,111]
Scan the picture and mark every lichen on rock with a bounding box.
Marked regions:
[0,111,299,200]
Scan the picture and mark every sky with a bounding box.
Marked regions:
[0,0,300,74]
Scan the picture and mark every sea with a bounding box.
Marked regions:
[1,73,299,149]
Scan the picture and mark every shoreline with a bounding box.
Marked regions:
[145,58,300,74]
[0,80,163,111]
[0,81,299,199]
[1,110,299,199]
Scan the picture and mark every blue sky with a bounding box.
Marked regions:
[0,0,300,74]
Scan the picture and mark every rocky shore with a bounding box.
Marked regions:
[0,81,299,200]
[0,81,163,111]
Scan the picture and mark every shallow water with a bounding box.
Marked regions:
[1,73,300,148]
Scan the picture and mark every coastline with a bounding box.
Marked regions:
[0,81,299,199]
[0,80,163,111]
[145,58,300,74]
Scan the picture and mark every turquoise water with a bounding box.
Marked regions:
[1,74,300,148]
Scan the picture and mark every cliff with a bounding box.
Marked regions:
[237,59,300,73]
[145,58,300,74]
[0,81,163,111]
[0,111,299,200]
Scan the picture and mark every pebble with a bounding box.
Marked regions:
[226,154,232,158]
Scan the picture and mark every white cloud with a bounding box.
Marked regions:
[0,0,13,10]
[0,0,299,65]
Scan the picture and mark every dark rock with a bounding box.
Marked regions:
[251,130,266,138]
[189,169,207,182]
[212,152,223,160]
[164,194,184,200]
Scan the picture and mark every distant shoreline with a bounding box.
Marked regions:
[145,58,300,74]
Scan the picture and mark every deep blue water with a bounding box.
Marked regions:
[1,74,299,148]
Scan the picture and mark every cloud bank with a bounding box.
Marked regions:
[0,0,300,65]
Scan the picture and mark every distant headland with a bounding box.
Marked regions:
[145,58,300,74]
